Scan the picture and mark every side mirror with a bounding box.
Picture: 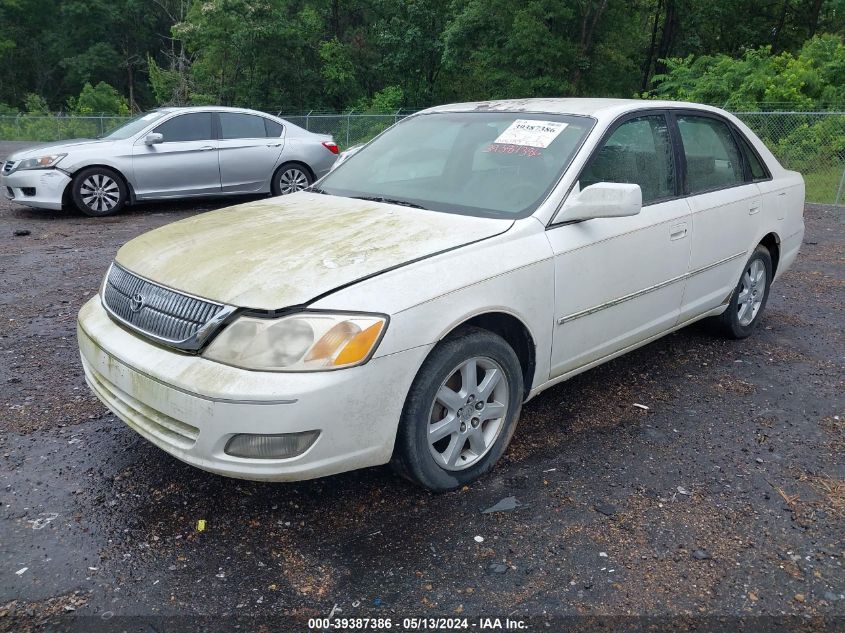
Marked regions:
[144,132,163,145]
[554,182,642,223]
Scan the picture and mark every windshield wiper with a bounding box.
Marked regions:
[350,195,427,209]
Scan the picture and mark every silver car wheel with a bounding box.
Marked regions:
[427,356,509,471]
[737,258,766,326]
[80,174,120,213]
[278,168,309,194]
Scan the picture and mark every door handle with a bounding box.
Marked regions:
[199,146,215,151]
[669,222,688,241]
[749,201,761,214]
[266,143,282,147]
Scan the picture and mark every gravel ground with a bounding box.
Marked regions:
[0,142,843,631]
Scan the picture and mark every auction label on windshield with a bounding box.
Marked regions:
[493,119,568,148]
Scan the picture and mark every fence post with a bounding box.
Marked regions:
[305,110,312,131]
[394,109,400,124]
[346,109,354,146]
[835,164,845,207]
[100,113,104,137]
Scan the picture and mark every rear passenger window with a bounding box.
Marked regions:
[737,133,768,181]
[219,113,268,139]
[154,113,213,142]
[677,116,744,193]
[580,115,675,205]
[265,118,283,137]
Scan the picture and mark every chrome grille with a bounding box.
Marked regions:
[102,263,227,348]
[2,160,14,174]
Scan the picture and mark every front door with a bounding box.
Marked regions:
[132,112,220,198]
[547,112,691,378]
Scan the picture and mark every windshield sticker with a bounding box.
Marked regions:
[493,120,568,148]
[482,144,542,157]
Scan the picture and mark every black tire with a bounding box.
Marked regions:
[71,166,127,217]
[391,327,523,492]
[271,162,313,196]
[718,245,773,339]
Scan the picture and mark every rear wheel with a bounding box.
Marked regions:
[718,245,772,339]
[391,327,523,491]
[272,163,313,195]
[71,167,127,217]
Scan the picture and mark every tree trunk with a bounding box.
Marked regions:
[641,0,663,91]
[808,0,823,37]
[570,0,609,94]
[654,0,678,76]
[771,0,790,53]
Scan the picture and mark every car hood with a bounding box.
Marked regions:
[9,138,112,160]
[115,193,514,310]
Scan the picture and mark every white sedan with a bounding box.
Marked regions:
[77,99,805,491]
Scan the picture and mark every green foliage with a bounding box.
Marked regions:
[650,34,845,109]
[1,0,844,114]
[24,93,49,114]
[67,82,130,115]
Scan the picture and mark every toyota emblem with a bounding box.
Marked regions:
[129,293,145,313]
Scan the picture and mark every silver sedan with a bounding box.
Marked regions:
[0,106,339,217]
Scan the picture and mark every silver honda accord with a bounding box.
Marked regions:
[0,106,339,217]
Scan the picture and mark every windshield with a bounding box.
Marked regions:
[318,111,594,218]
[102,111,169,140]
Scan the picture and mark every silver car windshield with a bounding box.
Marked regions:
[318,111,594,218]
[102,111,169,140]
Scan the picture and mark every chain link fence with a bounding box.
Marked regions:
[1,110,842,204]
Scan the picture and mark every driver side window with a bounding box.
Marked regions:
[580,115,675,205]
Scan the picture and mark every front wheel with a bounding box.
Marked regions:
[718,245,773,339]
[272,163,313,195]
[71,167,127,217]
[391,327,523,491]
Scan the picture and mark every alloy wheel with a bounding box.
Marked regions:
[278,168,309,194]
[737,258,766,326]
[80,174,120,213]
[427,356,509,471]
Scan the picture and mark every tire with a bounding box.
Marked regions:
[391,327,524,492]
[71,167,127,217]
[718,245,773,339]
[271,162,313,195]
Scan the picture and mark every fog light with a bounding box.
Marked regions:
[224,431,319,459]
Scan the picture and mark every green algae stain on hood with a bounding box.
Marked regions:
[115,193,514,310]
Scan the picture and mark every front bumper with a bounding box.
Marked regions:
[1,168,70,210]
[77,297,430,481]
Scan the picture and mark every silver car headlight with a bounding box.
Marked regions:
[15,154,66,171]
[203,312,387,371]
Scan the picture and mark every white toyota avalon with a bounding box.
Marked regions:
[77,98,805,491]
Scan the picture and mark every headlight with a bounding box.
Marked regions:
[15,154,66,171]
[203,312,387,371]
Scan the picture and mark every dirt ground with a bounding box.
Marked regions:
[0,142,843,632]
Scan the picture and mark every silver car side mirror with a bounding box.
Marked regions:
[144,133,164,145]
[553,182,642,224]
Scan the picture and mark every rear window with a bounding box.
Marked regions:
[677,115,744,194]
[737,133,769,181]
[265,118,283,137]
[219,113,268,139]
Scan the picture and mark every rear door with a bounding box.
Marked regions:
[674,112,762,321]
[216,113,285,193]
[131,112,220,198]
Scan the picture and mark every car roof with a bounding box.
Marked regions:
[154,105,278,117]
[421,98,728,120]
